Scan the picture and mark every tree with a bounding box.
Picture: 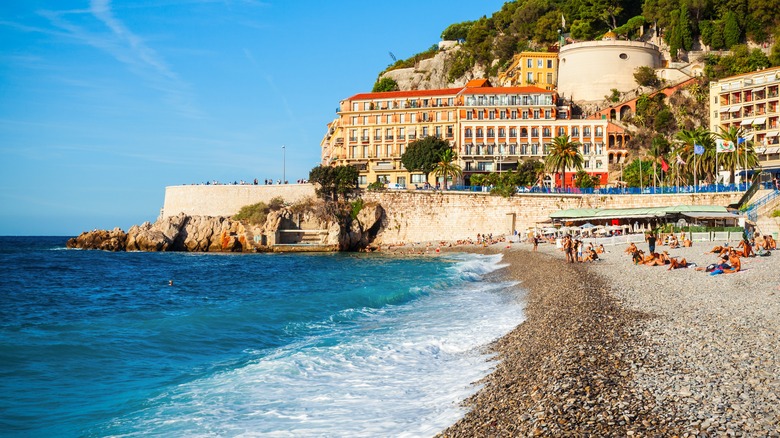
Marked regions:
[372,77,399,92]
[545,135,584,190]
[716,126,758,184]
[433,149,462,190]
[309,165,358,201]
[723,11,741,48]
[401,136,451,182]
[441,21,474,41]
[634,66,660,87]
[573,170,598,189]
[623,158,653,187]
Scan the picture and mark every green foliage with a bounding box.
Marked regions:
[772,209,780,218]
[622,158,653,187]
[372,77,399,92]
[607,88,621,102]
[383,45,439,74]
[545,135,584,189]
[366,181,386,191]
[516,159,545,186]
[634,66,660,87]
[723,11,741,48]
[613,15,645,39]
[350,198,364,220]
[233,202,269,225]
[433,148,462,190]
[441,21,474,41]
[309,165,358,201]
[401,136,451,179]
[573,170,598,189]
[704,46,771,80]
[447,51,475,83]
[489,170,522,198]
[653,108,677,134]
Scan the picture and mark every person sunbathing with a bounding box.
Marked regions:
[737,239,753,257]
[643,252,666,266]
[631,249,644,265]
[596,244,605,254]
[667,257,690,270]
[682,237,692,247]
[766,235,777,250]
[721,251,742,274]
[625,243,638,254]
[668,235,679,249]
[710,245,730,256]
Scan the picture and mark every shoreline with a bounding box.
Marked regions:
[435,240,780,436]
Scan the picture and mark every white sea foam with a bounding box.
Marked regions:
[108,253,525,437]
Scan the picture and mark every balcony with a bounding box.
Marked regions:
[361,136,370,142]
[398,134,406,140]
[385,135,394,140]
[374,136,382,141]
[348,137,358,142]
[408,134,417,140]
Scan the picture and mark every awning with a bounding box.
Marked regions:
[744,133,754,141]
[752,87,765,93]
[719,106,731,113]
[753,117,766,125]
[549,205,727,220]
[729,106,740,112]
[740,119,754,126]
[681,212,744,220]
[766,131,779,138]
[765,147,780,154]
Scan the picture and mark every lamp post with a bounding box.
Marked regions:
[282,144,286,184]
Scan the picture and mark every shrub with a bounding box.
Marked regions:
[233,202,270,225]
[772,209,780,218]
[350,198,364,220]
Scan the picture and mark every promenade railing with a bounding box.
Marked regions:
[448,183,751,195]
[744,187,780,222]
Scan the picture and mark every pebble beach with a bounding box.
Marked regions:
[437,239,780,437]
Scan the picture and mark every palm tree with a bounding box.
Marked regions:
[433,148,462,190]
[675,127,715,186]
[545,135,584,191]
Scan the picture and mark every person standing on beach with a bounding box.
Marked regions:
[646,232,657,254]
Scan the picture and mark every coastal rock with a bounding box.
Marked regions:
[66,227,127,251]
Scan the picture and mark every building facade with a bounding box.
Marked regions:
[709,66,780,179]
[322,80,630,188]
[496,51,559,89]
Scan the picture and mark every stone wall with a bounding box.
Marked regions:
[162,184,316,218]
[362,191,742,244]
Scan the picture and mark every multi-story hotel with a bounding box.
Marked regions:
[496,51,559,89]
[321,79,630,188]
[710,65,780,180]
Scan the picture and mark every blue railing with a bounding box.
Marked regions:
[448,183,753,195]
[744,188,780,222]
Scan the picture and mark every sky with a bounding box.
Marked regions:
[0,0,506,236]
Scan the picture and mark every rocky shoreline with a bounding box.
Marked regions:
[438,241,780,436]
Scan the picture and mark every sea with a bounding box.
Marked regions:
[0,236,526,437]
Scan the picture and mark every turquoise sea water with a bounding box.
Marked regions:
[0,237,525,437]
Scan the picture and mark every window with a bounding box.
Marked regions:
[572,127,579,136]
[527,59,532,68]
[558,127,566,136]
[397,176,406,185]
[531,128,539,137]
[595,127,603,136]
[521,144,528,154]
[476,128,483,138]
[398,127,405,139]
[362,128,368,140]
[447,125,453,138]
[386,115,392,123]
[547,59,553,68]
[362,116,368,125]
[478,111,484,120]
[510,128,517,137]
[537,59,543,68]
[500,110,506,119]
[358,175,367,185]
[520,128,527,137]
[351,116,357,125]
[596,161,603,168]
[435,126,442,137]
[399,114,405,123]
[411,114,417,123]
[531,144,538,155]
[376,145,382,157]
[411,174,426,183]
[448,98,454,106]
[533,110,539,119]
[377,175,390,183]
[522,111,528,119]
[527,72,533,83]
[511,110,517,119]
[386,128,393,139]
[465,128,473,138]
[352,103,358,111]
[583,127,591,136]
[544,110,551,119]
[364,102,370,110]
[583,143,590,154]
[436,111,442,121]
[489,111,495,120]
[543,127,551,136]
[466,112,473,120]
[584,161,590,169]
[547,73,553,84]
[362,145,368,157]
[422,127,429,136]
[375,128,381,140]
[487,128,495,137]
[499,128,506,137]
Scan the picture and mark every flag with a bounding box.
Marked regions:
[660,158,669,172]
[676,154,686,165]
[561,14,566,29]
[737,137,746,144]
[716,139,736,153]
[694,144,705,155]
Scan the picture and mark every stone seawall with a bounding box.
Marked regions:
[162,184,316,218]
[362,191,742,244]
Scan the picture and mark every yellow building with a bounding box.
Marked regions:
[497,51,559,90]
[710,66,780,180]
[322,79,628,188]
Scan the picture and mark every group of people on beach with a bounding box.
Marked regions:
[561,235,605,263]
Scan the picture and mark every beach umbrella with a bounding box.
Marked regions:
[580,223,596,229]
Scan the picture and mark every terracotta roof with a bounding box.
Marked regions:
[460,86,554,95]
[347,88,461,101]
[465,78,491,87]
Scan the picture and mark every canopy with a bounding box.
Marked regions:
[766,131,779,138]
[550,205,728,221]
[752,117,766,125]
[681,212,744,220]
[740,118,754,126]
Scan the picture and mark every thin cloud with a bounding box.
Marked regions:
[38,1,202,119]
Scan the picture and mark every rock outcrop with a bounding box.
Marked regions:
[66,199,386,253]
[380,44,489,91]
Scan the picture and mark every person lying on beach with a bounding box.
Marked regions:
[583,248,599,262]
[737,239,753,257]
[631,249,644,264]
[682,237,692,247]
[720,251,742,274]
[625,243,638,254]
[642,252,666,266]
[667,257,691,270]
[709,245,730,256]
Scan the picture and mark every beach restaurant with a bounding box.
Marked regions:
[547,205,746,231]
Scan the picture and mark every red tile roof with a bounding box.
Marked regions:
[465,78,491,87]
[347,88,461,101]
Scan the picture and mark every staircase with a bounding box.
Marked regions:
[747,189,780,238]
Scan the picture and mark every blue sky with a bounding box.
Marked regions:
[0,0,504,236]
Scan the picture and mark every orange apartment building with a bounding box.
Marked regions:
[321,79,629,188]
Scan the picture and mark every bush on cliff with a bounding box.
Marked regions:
[233,197,285,225]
